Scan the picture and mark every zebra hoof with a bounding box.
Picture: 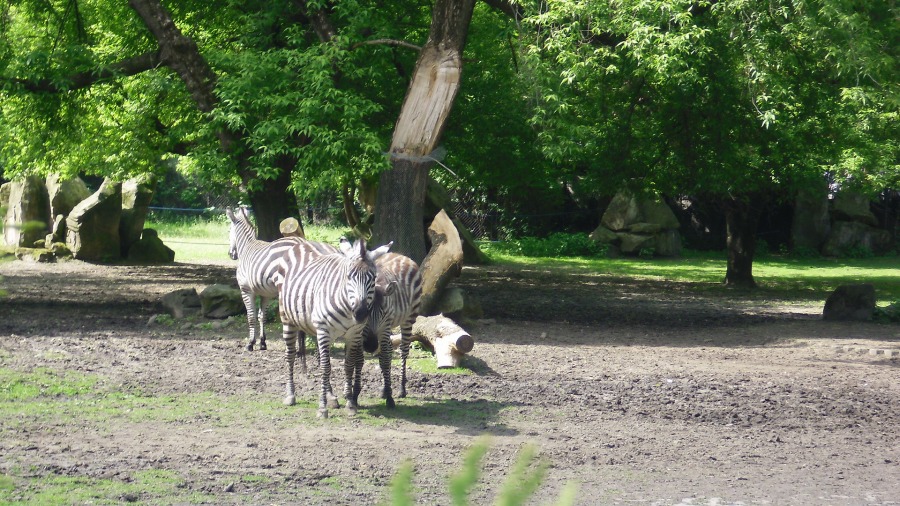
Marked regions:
[385,397,396,409]
[317,408,329,419]
[346,405,358,417]
[246,343,254,351]
[398,390,407,399]
[260,343,267,351]
[283,395,296,406]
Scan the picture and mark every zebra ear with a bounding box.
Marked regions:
[239,207,250,221]
[339,237,352,255]
[384,280,398,297]
[225,207,236,222]
[368,241,392,262]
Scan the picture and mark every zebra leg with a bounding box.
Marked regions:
[282,324,298,406]
[398,322,413,398]
[379,330,395,409]
[297,331,307,375]
[316,329,337,418]
[257,298,268,351]
[343,342,362,415]
[242,290,259,351]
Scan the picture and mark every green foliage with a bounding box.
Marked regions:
[486,233,607,258]
[386,439,576,506]
[873,301,900,323]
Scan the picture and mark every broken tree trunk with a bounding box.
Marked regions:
[418,209,464,316]
[391,315,474,368]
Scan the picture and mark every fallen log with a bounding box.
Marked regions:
[279,217,305,238]
[418,209,463,316]
[391,314,474,368]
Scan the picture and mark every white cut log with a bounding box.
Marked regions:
[279,217,305,238]
[391,314,474,368]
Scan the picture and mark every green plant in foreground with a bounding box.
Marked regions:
[387,439,577,506]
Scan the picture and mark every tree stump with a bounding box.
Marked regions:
[279,217,305,238]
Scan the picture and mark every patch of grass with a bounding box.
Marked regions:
[0,468,215,505]
[487,250,900,303]
[145,213,348,263]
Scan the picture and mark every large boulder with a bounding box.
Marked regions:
[791,185,831,250]
[832,192,877,227]
[46,174,91,220]
[160,288,202,318]
[66,178,122,262]
[119,175,157,256]
[823,284,876,321]
[126,229,175,264]
[592,191,681,256]
[821,220,893,257]
[199,284,245,319]
[3,176,50,248]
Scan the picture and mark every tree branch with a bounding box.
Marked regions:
[351,39,423,52]
[6,51,161,93]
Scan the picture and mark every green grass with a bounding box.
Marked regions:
[486,249,900,304]
[145,212,349,263]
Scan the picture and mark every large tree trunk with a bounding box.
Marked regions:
[372,0,476,262]
[723,196,763,288]
[130,0,295,237]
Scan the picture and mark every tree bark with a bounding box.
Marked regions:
[723,196,763,288]
[372,0,476,262]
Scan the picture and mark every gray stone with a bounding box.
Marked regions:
[832,192,877,227]
[3,176,50,248]
[629,222,663,234]
[66,179,122,262]
[653,229,682,257]
[45,174,91,220]
[791,184,831,250]
[120,175,156,256]
[638,199,680,230]
[601,192,642,231]
[588,225,619,244]
[199,284,245,319]
[127,228,175,264]
[14,247,55,263]
[618,233,655,253]
[821,221,892,257]
[823,284,876,321]
[160,288,202,318]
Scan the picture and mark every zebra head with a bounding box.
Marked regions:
[340,238,391,324]
[226,207,253,260]
[362,280,398,354]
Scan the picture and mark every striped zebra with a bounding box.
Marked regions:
[226,208,336,352]
[277,237,390,418]
[348,252,421,409]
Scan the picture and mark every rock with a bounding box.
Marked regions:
[48,214,67,243]
[823,284,876,321]
[14,247,55,263]
[821,221,892,257]
[588,225,619,244]
[160,288,202,318]
[3,176,50,248]
[832,192,877,227]
[66,179,123,262]
[127,229,175,264]
[45,174,91,221]
[120,175,157,257]
[199,284,245,319]
[791,184,831,250]
[600,192,642,231]
[618,233,655,254]
[653,229,682,257]
[638,198,680,230]
[628,222,663,234]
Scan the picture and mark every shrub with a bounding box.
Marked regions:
[873,301,900,323]
[489,233,607,258]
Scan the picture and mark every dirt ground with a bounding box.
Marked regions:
[1,258,898,505]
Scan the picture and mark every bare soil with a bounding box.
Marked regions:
[1,258,898,505]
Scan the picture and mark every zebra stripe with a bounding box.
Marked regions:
[277,237,390,418]
[226,208,336,352]
[351,252,422,409]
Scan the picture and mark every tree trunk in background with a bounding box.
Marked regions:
[372,0,476,262]
[724,196,763,288]
[130,0,294,236]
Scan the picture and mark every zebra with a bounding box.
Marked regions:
[348,252,422,409]
[226,207,336,352]
[276,237,390,418]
